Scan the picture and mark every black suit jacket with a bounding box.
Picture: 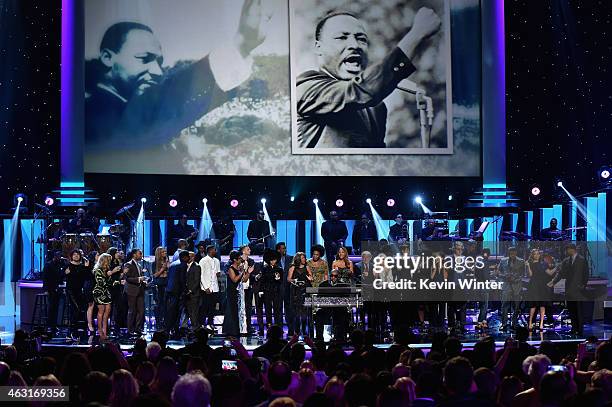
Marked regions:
[124,260,145,297]
[557,254,589,298]
[185,262,201,297]
[167,260,187,296]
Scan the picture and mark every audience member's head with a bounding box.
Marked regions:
[596,342,612,370]
[59,352,92,387]
[443,356,473,397]
[540,370,571,406]
[269,397,296,407]
[323,376,345,405]
[0,361,10,385]
[109,369,138,407]
[135,361,156,387]
[591,369,612,400]
[267,325,283,341]
[146,341,162,363]
[171,372,212,407]
[7,371,26,386]
[268,361,292,393]
[522,354,551,389]
[344,373,376,407]
[290,368,317,404]
[394,377,416,404]
[377,386,410,407]
[497,375,523,407]
[444,337,463,359]
[473,367,498,400]
[34,374,61,386]
[391,363,411,381]
[80,371,112,405]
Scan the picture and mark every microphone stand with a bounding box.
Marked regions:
[397,85,434,148]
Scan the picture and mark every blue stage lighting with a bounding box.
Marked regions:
[141,197,147,203]
[313,198,319,204]
[415,196,422,204]
[365,198,371,204]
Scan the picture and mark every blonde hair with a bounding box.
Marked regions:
[95,253,112,270]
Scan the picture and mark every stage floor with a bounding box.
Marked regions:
[2,317,610,352]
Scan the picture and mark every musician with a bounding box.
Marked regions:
[547,243,589,335]
[540,217,564,241]
[331,246,354,285]
[261,249,283,330]
[42,251,65,332]
[276,242,294,334]
[152,246,169,330]
[352,214,378,254]
[475,248,496,330]
[172,239,189,262]
[213,216,236,255]
[64,249,90,327]
[445,242,468,332]
[240,245,260,334]
[184,252,202,332]
[165,251,189,338]
[307,245,328,288]
[106,247,126,334]
[420,219,437,240]
[388,214,408,244]
[171,215,198,251]
[67,208,96,233]
[199,245,221,331]
[124,248,146,335]
[247,210,272,253]
[287,252,313,336]
[314,270,350,342]
[194,241,207,263]
[321,211,348,268]
[497,246,526,331]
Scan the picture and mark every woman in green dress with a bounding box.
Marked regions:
[307,244,328,288]
[92,253,113,340]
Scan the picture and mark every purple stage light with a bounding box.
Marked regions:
[230,199,239,208]
[387,199,395,207]
[169,199,178,208]
[335,199,344,207]
[45,197,55,206]
[531,187,541,196]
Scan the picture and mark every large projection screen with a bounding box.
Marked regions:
[83,0,481,176]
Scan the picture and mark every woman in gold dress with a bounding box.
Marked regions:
[307,244,328,288]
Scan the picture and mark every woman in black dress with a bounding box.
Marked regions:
[106,247,125,334]
[527,249,555,331]
[223,251,250,336]
[64,249,90,329]
[261,249,283,329]
[287,252,312,336]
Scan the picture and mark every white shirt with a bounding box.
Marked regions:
[199,255,220,293]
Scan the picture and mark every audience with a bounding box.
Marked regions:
[0,328,609,407]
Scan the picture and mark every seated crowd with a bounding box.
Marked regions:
[1,326,611,407]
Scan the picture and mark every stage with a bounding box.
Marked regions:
[4,315,609,353]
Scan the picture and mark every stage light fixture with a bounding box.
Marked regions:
[230,199,239,208]
[13,193,27,207]
[290,196,295,202]
[448,195,453,201]
[365,198,371,204]
[386,199,395,207]
[202,198,208,204]
[44,196,55,206]
[261,198,267,204]
[530,186,541,196]
[336,199,344,207]
[415,196,422,204]
[112,196,116,200]
[169,199,178,208]
[313,198,319,204]
[556,181,563,187]
[598,165,611,187]
[141,197,147,203]
[17,196,23,203]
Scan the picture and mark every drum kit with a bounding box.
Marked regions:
[42,222,126,257]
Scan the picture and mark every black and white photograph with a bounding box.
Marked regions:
[290,0,453,154]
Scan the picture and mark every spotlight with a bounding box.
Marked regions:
[141,197,147,203]
[261,198,267,204]
[365,198,371,204]
[448,195,453,201]
[202,198,208,204]
[598,165,611,187]
[112,196,116,200]
[386,198,395,207]
[336,199,344,207]
[290,196,295,202]
[13,193,27,207]
[530,186,541,196]
[17,196,23,203]
[44,196,55,206]
[230,199,239,208]
[313,198,319,204]
[169,199,178,208]
[556,181,563,187]
[415,196,422,204]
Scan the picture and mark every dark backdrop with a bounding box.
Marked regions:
[1,0,611,217]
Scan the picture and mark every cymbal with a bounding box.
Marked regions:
[116,203,135,216]
[565,226,587,230]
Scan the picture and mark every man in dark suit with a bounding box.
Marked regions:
[548,244,589,335]
[42,251,65,331]
[497,246,526,330]
[276,242,293,335]
[85,0,268,154]
[165,250,189,337]
[184,252,202,332]
[295,8,440,149]
[352,214,378,254]
[321,211,348,269]
[124,248,146,335]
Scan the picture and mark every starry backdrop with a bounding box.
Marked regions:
[0,0,611,215]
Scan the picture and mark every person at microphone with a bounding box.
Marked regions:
[296,7,441,149]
